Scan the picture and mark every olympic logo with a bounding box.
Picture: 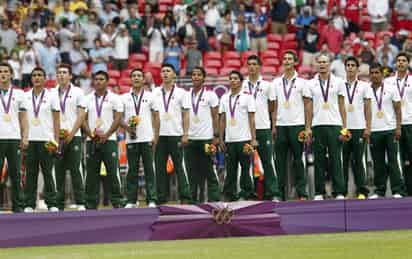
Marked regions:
[211,207,234,224]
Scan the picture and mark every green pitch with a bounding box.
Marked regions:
[1,230,412,259]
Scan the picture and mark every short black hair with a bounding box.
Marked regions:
[283,50,298,62]
[161,63,176,73]
[30,67,46,77]
[191,66,206,78]
[396,51,410,63]
[229,70,244,82]
[93,70,109,81]
[57,63,72,75]
[130,68,144,77]
[344,56,359,67]
[247,55,262,65]
[0,62,13,74]
[369,62,383,73]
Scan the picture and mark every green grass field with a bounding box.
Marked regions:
[1,230,412,259]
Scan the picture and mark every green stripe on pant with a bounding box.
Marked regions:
[313,126,345,196]
[24,141,57,209]
[85,141,123,209]
[224,141,255,201]
[256,129,280,200]
[370,130,405,196]
[400,125,412,195]
[55,137,85,210]
[155,136,191,204]
[0,140,23,212]
[274,125,307,200]
[185,139,220,203]
[342,129,369,196]
[126,142,157,204]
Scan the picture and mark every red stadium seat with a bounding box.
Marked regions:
[262,58,280,67]
[108,78,118,86]
[267,34,283,43]
[219,67,234,76]
[260,50,279,60]
[205,67,219,76]
[204,59,222,68]
[108,70,120,79]
[159,0,173,4]
[208,37,217,50]
[159,4,169,13]
[45,80,56,88]
[119,85,131,94]
[121,69,133,78]
[223,59,241,69]
[267,41,281,51]
[298,65,313,75]
[118,77,132,86]
[363,31,375,41]
[223,51,240,60]
[283,33,296,42]
[282,41,298,50]
[261,66,277,75]
[377,31,394,39]
[130,53,147,62]
[204,51,222,61]
[240,66,248,75]
[128,60,144,69]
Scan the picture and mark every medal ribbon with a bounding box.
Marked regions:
[248,81,260,99]
[345,81,358,104]
[132,89,145,116]
[229,94,240,119]
[283,77,296,102]
[373,84,384,111]
[396,75,408,99]
[162,86,175,113]
[0,87,13,114]
[191,87,204,116]
[319,75,330,103]
[59,86,71,115]
[32,89,45,118]
[95,91,107,118]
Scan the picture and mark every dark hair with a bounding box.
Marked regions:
[247,55,262,65]
[344,56,359,67]
[369,62,383,73]
[57,63,72,75]
[230,70,244,82]
[283,50,298,62]
[93,70,109,81]
[0,62,13,74]
[130,68,144,77]
[191,66,206,77]
[396,51,410,63]
[30,67,46,77]
[161,63,176,73]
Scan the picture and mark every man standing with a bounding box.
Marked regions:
[0,63,27,212]
[153,64,191,204]
[24,67,60,212]
[242,55,279,201]
[385,52,412,196]
[305,54,346,200]
[272,51,308,201]
[185,67,220,203]
[219,70,256,201]
[369,63,405,199]
[54,64,86,211]
[121,68,159,208]
[342,57,371,199]
[83,71,124,209]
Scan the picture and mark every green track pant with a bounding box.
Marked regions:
[400,125,412,196]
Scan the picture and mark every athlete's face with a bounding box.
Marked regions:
[191,69,205,87]
[31,70,46,87]
[56,67,72,86]
[0,66,11,85]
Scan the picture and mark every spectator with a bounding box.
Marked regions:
[70,0,88,13]
[55,0,77,25]
[0,20,18,55]
[301,20,320,66]
[26,21,47,53]
[162,15,176,41]
[12,34,26,56]
[330,49,347,78]
[295,5,316,39]
[147,19,167,63]
[125,6,144,53]
[216,10,234,53]
[69,38,89,80]
[89,38,109,74]
[119,1,140,22]
[248,4,269,52]
[367,0,389,32]
[313,0,329,23]
[73,6,88,27]
[394,0,412,31]
[112,24,130,71]
[192,8,210,52]
[204,0,221,36]
[101,23,116,58]
[99,1,119,26]
[142,4,155,34]
[20,39,37,87]
[8,49,21,87]
[319,19,343,55]
[377,35,398,67]
[57,18,76,64]
[359,41,376,66]
[38,36,60,80]
[391,29,409,51]
[402,39,412,62]
[44,16,58,45]
[185,37,202,75]
[163,36,183,74]
[341,0,362,26]
[234,15,250,52]
[35,0,54,28]
[270,0,291,35]
[381,55,393,77]
[332,10,349,35]
[144,71,156,90]
[80,11,102,52]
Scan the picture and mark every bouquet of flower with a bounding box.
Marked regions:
[128,116,140,139]
[204,143,217,156]
[58,129,70,156]
[298,130,310,142]
[91,128,104,155]
[45,140,59,155]
[243,143,255,156]
[339,128,352,142]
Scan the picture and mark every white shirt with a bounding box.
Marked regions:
[21,49,37,74]
[0,87,26,140]
[153,85,190,136]
[113,35,129,60]
[385,73,412,125]
[242,76,274,129]
[368,0,389,23]
[56,84,85,137]
[84,90,124,141]
[219,90,256,142]
[122,89,158,144]
[188,87,219,140]
[343,80,372,129]
[25,88,60,141]
[307,74,345,127]
[273,72,309,126]
[370,83,400,132]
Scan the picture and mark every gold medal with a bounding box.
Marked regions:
[284,101,290,109]
[193,116,200,123]
[3,113,11,122]
[32,118,40,126]
[377,110,384,118]
[322,102,330,110]
[347,104,354,112]
[164,112,171,120]
[230,118,237,126]
[96,118,103,128]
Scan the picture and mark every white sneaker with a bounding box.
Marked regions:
[37,199,47,210]
[335,195,345,200]
[49,207,59,212]
[272,197,280,202]
[393,194,403,199]
[125,203,137,209]
[369,194,380,199]
[77,205,86,211]
[314,195,324,201]
[24,207,34,213]
[148,202,156,208]
[68,204,78,209]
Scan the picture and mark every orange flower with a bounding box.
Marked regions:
[340,128,352,141]
[59,129,70,140]
[298,130,307,142]
[243,143,254,155]
[205,143,217,155]
[45,140,59,154]
[128,116,140,127]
